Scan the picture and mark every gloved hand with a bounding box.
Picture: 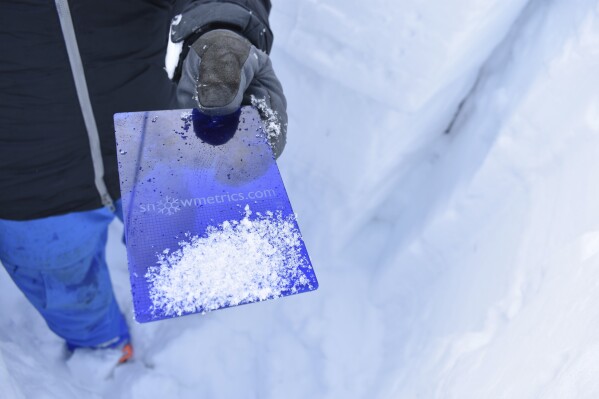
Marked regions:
[175,29,287,158]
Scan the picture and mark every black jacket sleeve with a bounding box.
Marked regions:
[172,0,273,53]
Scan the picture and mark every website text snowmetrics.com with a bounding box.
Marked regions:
[139,189,277,213]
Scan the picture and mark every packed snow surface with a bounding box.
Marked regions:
[2,0,599,398]
[146,206,312,316]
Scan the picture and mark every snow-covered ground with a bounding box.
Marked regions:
[2,0,599,397]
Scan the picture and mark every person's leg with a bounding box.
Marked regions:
[0,205,128,349]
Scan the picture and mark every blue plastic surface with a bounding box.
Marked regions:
[114,107,318,323]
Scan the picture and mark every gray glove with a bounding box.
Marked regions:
[176,29,287,158]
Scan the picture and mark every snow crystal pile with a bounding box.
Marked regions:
[145,205,312,316]
[251,95,283,143]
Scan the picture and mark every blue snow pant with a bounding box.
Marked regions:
[0,201,129,349]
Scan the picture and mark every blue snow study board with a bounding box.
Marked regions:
[114,107,318,323]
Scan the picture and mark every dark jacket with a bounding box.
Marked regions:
[0,0,272,220]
